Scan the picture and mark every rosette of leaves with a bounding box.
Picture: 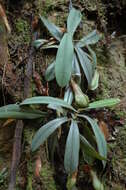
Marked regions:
[16,96,119,174]
[33,7,100,90]
[20,96,120,174]
[0,96,120,179]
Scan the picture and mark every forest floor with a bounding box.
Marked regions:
[0,0,126,189]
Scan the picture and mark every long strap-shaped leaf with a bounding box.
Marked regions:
[87,98,120,109]
[75,47,93,86]
[78,114,107,167]
[87,45,97,71]
[76,30,100,47]
[80,135,106,161]
[64,87,73,105]
[64,120,80,174]
[72,53,81,83]
[67,8,82,36]
[33,39,48,49]
[45,60,55,81]
[31,117,68,151]
[40,15,63,41]
[20,96,76,111]
[42,45,59,49]
[0,104,45,119]
[55,33,74,87]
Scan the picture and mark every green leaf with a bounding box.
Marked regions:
[89,70,99,91]
[48,131,58,162]
[20,96,76,111]
[45,61,55,81]
[42,45,59,49]
[64,120,80,174]
[67,8,82,36]
[33,39,48,49]
[81,121,96,145]
[40,15,63,41]
[72,54,81,83]
[75,47,93,86]
[55,33,74,87]
[69,0,73,11]
[88,98,120,109]
[80,135,105,161]
[90,170,104,190]
[87,45,97,71]
[79,115,107,167]
[64,87,73,105]
[82,148,95,165]
[77,30,100,47]
[0,104,45,119]
[31,117,68,151]
[47,104,64,115]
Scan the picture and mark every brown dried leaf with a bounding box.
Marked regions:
[57,128,62,139]
[33,71,47,95]
[0,4,10,75]
[0,4,11,33]
[3,119,15,127]
[34,156,42,178]
[32,16,39,31]
[99,121,109,140]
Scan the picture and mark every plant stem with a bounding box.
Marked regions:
[8,120,23,190]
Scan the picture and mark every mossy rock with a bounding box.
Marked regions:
[15,18,30,44]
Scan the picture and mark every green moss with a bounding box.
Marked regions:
[37,0,55,16]
[106,125,126,189]
[15,18,30,43]
[15,157,33,190]
[26,159,33,190]
[96,39,126,100]
[40,164,57,190]
[24,127,35,143]
[94,38,126,189]
[23,127,57,190]
[36,0,67,27]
